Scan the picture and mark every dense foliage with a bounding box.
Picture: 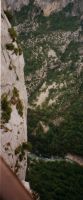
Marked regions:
[28,91,83,157]
[27,161,83,200]
[13,2,80,32]
[12,1,83,158]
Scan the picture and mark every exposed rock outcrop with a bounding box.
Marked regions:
[1,1,28,180]
[34,0,73,16]
[5,0,29,11]
[3,0,83,15]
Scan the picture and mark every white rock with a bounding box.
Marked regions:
[1,3,27,180]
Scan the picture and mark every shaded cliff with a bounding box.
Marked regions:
[1,1,28,180]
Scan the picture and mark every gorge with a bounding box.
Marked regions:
[1,0,83,199]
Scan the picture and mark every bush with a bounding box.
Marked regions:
[15,142,32,155]
[6,43,14,51]
[4,10,13,22]
[61,41,79,62]
[14,46,22,55]
[22,142,32,152]
[15,145,22,155]
[15,142,31,161]
[27,161,83,200]
[18,45,23,55]
[16,98,23,117]
[9,64,12,70]
[6,43,21,56]
[1,95,12,123]
[11,87,19,105]
[8,27,17,41]
[14,48,19,55]
[13,87,19,98]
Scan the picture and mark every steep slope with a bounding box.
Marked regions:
[4,0,29,11]
[1,2,28,180]
[34,0,83,16]
[34,0,73,16]
[13,0,83,158]
[4,0,83,15]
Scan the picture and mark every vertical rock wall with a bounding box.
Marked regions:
[1,1,28,180]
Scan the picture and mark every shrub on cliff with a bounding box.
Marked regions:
[1,95,12,123]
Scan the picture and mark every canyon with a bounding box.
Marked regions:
[1,0,83,199]
[1,0,27,180]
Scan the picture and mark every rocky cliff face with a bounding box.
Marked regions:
[34,0,83,16]
[34,0,73,16]
[4,0,83,15]
[5,0,29,11]
[1,1,28,180]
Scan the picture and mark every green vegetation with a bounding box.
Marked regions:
[12,4,83,200]
[27,161,83,200]
[18,45,23,55]
[1,95,12,123]
[13,2,79,32]
[11,87,19,105]
[36,11,79,34]
[14,48,19,55]
[6,42,22,56]
[22,142,32,152]
[61,41,79,62]
[28,89,83,157]
[12,2,80,75]
[15,160,20,173]
[13,87,19,98]
[4,10,13,22]
[12,0,83,159]
[14,45,23,55]
[16,98,23,117]
[24,47,44,75]
[11,87,23,117]
[15,142,32,161]
[8,27,17,41]
[6,43,14,51]
[15,145,22,155]
[12,2,39,25]
[63,2,74,13]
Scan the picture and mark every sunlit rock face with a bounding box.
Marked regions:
[1,1,28,180]
[34,0,83,16]
[3,0,83,15]
[34,0,73,16]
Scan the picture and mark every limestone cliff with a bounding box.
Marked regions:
[3,0,83,15]
[34,0,73,16]
[34,0,83,16]
[1,2,28,180]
